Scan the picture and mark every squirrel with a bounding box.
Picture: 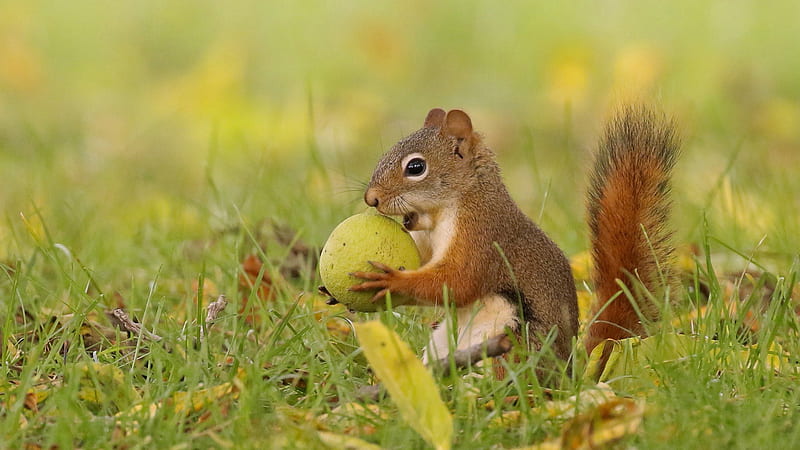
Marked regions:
[350,106,678,371]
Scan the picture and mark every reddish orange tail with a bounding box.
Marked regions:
[584,106,679,364]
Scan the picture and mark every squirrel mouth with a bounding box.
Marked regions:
[403,212,419,231]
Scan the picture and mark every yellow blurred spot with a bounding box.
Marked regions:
[577,290,593,324]
[546,47,589,105]
[191,278,219,299]
[613,44,663,94]
[0,4,42,94]
[0,36,43,93]
[570,250,592,282]
[753,98,800,142]
[353,20,408,77]
[571,251,595,323]
[158,40,246,114]
[720,176,776,232]
[675,244,698,274]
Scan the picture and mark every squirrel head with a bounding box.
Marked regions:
[364,108,495,230]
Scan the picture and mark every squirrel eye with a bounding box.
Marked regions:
[404,157,427,178]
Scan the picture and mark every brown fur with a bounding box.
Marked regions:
[584,106,679,367]
[352,106,678,370]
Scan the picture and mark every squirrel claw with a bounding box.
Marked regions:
[349,270,386,281]
[349,279,388,292]
[371,289,390,303]
[349,261,403,300]
[367,261,395,273]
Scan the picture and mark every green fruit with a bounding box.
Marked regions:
[319,209,421,312]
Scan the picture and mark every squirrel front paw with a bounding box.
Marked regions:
[349,261,405,303]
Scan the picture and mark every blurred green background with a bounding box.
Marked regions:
[2,0,799,278]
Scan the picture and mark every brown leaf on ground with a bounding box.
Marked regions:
[23,392,39,413]
[225,220,318,280]
[112,291,127,309]
[271,222,318,280]
[80,320,122,352]
[238,254,275,324]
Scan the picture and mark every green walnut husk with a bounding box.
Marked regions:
[319,209,421,311]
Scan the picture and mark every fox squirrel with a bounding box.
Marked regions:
[350,106,678,371]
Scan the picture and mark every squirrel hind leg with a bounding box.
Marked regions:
[421,294,518,365]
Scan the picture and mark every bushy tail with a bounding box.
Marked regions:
[584,106,679,361]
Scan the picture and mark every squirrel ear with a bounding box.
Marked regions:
[443,109,473,141]
[423,108,446,128]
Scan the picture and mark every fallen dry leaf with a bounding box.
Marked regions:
[114,369,245,435]
[586,333,793,393]
[319,402,388,436]
[355,321,453,450]
[317,431,382,450]
[559,397,644,449]
[238,254,275,324]
[168,381,239,415]
[513,391,644,450]
[496,383,618,428]
[75,362,141,412]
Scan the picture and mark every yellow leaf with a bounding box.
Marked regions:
[585,333,793,393]
[76,362,140,411]
[561,398,644,448]
[317,431,383,450]
[321,402,388,434]
[586,334,697,391]
[114,369,245,434]
[169,381,237,415]
[355,321,453,450]
[515,394,644,450]
[518,440,561,450]
[534,383,617,421]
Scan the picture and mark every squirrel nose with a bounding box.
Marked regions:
[364,188,379,207]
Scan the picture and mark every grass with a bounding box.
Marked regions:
[2,0,800,448]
